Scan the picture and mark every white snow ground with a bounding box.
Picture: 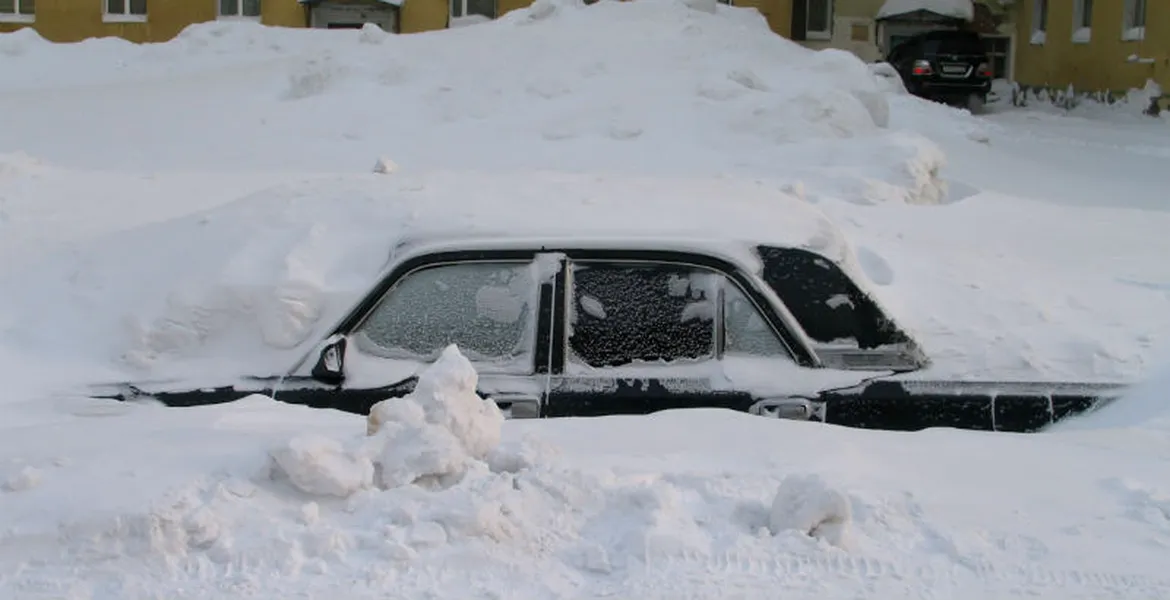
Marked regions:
[2,0,1170,597]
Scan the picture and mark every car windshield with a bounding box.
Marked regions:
[920,31,985,56]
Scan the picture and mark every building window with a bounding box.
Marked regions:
[716,0,732,4]
[1123,0,1145,41]
[983,36,1011,80]
[219,0,260,18]
[104,0,147,22]
[0,0,35,22]
[1071,0,1092,43]
[450,0,495,21]
[1030,0,1047,44]
[806,0,832,40]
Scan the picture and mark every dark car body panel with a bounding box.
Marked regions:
[89,242,1129,433]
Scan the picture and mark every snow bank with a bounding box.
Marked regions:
[0,0,941,201]
[1053,361,1170,432]
[8,401,1170,598]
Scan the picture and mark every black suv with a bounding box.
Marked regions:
[885,29,994,113]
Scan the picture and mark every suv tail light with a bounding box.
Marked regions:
[911,60,933,76]
[977,62,993,78]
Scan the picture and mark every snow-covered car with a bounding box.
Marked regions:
[92,228,1126,433]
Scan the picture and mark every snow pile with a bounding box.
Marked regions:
[0,0,949,206]
[876,0,974,20]
[271,345,503,495]
[1054,361,1170,432]
[769,473,853,549]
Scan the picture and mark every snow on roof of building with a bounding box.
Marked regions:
[875,0,974,21]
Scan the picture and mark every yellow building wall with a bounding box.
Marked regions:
[734,0,792,38]
[496,0,532,17]
[0,0,307,43]
[0,0,798,43]
[1015,0,1169,93]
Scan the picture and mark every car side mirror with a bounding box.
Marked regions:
[311,337,347,385]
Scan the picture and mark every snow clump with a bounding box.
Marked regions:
[768,473,854,549]
[270,345,504,497]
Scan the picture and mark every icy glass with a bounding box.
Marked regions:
[569,263,715,368]
[724,283,788,357]
[219,0,235,16]
[242,0,260,17]
[357,262,535,364]
[449,0,463,18]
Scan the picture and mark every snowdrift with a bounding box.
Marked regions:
[0,170,857,386]
[0,0,945,205]
[3,366,1169,598]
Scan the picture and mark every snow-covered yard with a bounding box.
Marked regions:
[1,0,1169,597]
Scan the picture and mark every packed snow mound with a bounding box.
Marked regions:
[271,346,504,496]
[0,0,907,173]
[0,170,861,384]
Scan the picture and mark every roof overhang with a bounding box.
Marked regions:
[298,0,403,6]
[875,0,973,22]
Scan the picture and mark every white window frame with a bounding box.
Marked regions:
[1071,0,1092,44]
[103,0,147,23]
[805,0,833,41]
[1122,0,1145,41]
[218,0,261,20]
[1029,0,1047,45]
[450,0,495,21]
[0,0,35,23]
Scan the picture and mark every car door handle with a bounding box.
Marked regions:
[749,398,824,421]
[490,393,542,419]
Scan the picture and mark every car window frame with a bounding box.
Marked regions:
[350,258,541,372]
[325,249,560,379]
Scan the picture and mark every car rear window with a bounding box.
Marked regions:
[920,32,985,56]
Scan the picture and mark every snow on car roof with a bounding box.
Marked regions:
[216,170,855,272]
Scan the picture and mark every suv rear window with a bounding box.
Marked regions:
[919,31,986,57]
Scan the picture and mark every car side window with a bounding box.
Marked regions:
[566,261,794,368]
[757,246,909,350]
[353,261,537,367]
[723,281,790,357]
[568,262,718,368]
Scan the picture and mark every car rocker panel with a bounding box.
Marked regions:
[92,241,1127,433]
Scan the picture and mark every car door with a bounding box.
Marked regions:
[542,251,826,418]
[278,250,559,417]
